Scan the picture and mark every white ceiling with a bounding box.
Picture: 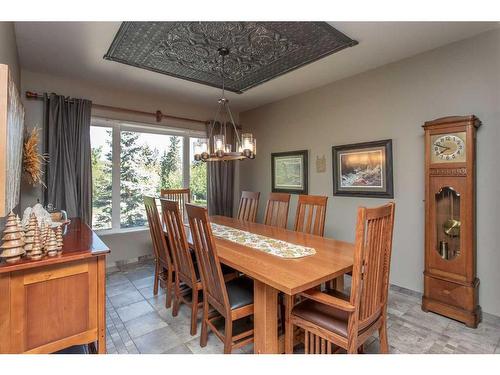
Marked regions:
[14,22,499,113]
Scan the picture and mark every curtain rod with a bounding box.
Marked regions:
[25,91,209,126]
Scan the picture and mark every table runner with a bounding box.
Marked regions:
[210,223,316,259]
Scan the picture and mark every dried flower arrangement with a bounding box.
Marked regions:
[22,126,48,187]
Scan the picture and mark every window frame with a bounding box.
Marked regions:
[90,116,206,234]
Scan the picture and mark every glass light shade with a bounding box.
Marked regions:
[241,133,254,151]
[193,142,202,155]
[199,138,208,154]
[224,144,232,153]
[214,135,225,152]
[252,138,256,155]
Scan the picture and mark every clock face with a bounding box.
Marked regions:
[430,132,466,163]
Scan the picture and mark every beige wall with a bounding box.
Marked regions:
[239,29,500,316]
[0,22,20,88]
[97,230,153,265]
[20,69,217,265]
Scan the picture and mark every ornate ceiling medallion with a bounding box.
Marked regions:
[104,22,358,93]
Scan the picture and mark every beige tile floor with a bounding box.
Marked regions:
[105,259,500,354]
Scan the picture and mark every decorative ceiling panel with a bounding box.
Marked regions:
[104,22,358,94]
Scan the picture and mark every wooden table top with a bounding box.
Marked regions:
[190,216,354,295]
[0,218,110,274]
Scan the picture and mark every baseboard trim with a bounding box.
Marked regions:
[106,254,154,270]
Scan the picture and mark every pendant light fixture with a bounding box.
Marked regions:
[193,47,256,162]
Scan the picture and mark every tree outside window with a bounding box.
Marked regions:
[90,123,205,231]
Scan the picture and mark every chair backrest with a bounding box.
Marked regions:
[160,188,191,221]
[186,203,229,315]
[143,195,172,270]
[293,195,328,236]
[349,203,395,331]
[237,191,260,222]
[160,198,197,285]
[264,192,291,229]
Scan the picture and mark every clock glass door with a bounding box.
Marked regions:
[435,187,460,260]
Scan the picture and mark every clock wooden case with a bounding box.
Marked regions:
[422,115,481,328]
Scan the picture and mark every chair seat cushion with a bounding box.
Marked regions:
[226,276,253,310]
[292,290,378,337]
[292,299,351,337]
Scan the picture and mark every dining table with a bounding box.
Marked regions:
[178,215,354,354]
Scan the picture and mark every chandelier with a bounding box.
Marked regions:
[193,47,256,162]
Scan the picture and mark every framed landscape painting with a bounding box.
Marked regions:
[271,150,308,194]
[332,139,393,198]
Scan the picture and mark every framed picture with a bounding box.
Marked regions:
[332,139,393,198]
[271,150,308,194]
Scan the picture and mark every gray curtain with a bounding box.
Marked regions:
[207,122,236,217]
[43,93,93,224]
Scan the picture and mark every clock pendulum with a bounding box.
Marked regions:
[444,190,461,237]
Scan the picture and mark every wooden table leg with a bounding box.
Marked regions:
[328,275,345,292]
[284,294,294,354]
[253,280,279,354]
[335,275,344,291]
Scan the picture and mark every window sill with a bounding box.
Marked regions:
[94,226,149,236]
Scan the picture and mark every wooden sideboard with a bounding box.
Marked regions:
[0,219,110,353]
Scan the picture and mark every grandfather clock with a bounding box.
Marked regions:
[422,115,481,328]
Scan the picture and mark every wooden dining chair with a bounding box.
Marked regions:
[143,196,175,309]
[263,192,291,229]
[186,203,254,354]
[160,198,202,335]
[294,195,328,236]
[237,191,260,222]
[160,188,191,221]
[285,203,396,354]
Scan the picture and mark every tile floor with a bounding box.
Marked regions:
[105,259,500,354]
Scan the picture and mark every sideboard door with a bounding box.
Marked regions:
[9,258,98,353]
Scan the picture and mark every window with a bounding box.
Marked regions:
[90,118,206,232]
[120,130,183,229]
[189,137,207,206]
[90,126,112,230]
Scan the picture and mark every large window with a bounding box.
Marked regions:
[119,130,183,228]
[90,118,206,232]
[90,126,112,230]
[189,137,207,206]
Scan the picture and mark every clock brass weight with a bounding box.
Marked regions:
[422,116,481,328]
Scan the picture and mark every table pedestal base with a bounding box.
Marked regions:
[253,280,279,354]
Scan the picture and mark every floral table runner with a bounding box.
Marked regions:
[210,223,316,259]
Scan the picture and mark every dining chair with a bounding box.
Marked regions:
[160,198,202,335]
[276,194,325,333]
[143,195,175,309]
[263,192,291,229]
[285,202,396,354]
[160,188,191,221]
[293,194,328,236]
[186,203,254,354]
[237,191,260,222]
